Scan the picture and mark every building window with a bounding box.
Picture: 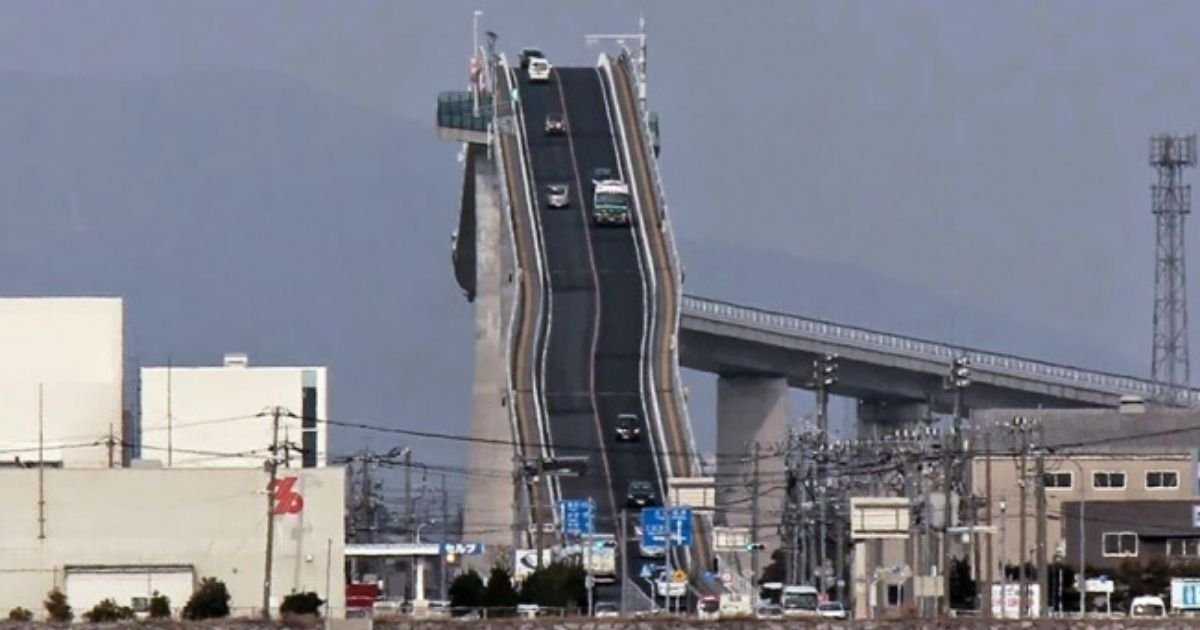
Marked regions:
[1146,470,1180,489]
[1043,471,1073,489]
[886,584,905,607]
[1167,538,1200,557]
[1093,471,1127,489]
[1103,532,1138,557]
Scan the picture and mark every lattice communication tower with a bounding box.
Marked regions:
[1149,133,1196,402]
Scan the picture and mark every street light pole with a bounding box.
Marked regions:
[472,10,483,117]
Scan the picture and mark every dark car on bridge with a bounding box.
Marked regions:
[615,413,641,442]
[625,480,658,509]
[544,113,567,135]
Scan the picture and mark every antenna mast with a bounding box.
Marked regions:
[1149,133,1196,403]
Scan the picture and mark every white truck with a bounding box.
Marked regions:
[583,534,617,583]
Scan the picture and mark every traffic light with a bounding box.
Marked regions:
[951,357,971,389]
[745,542,766,551]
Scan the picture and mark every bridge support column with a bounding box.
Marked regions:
[857,399,930,436]
[716,375,790,559]
[462,146,516,569]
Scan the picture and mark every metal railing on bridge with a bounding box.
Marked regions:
[682,295,1200,405]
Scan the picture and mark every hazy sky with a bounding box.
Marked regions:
[3,1,1199,490]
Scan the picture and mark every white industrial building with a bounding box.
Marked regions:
[140,355,328,468]
[0,297,123,468]
[0,298,348,617]
[0,467,346,617]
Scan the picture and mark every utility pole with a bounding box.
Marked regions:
[619,509,628,616]
[1035,423,1048,617]
[751,441,762,584]
[262,406,283,619]
[440,473,449,602]
[941,431,953,617]
[984,432,994,619]
[813,355,837,596]
[1013,416,1033,619]
[405,449,414,540]
[999,499,1008,619]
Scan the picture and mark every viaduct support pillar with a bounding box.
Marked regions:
[462,146,517,569]
[717,375,790,558]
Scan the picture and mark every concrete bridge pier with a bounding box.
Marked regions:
[461,145,518,569]
[857,399,932,437]
[716,374,790,553]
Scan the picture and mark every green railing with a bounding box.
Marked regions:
[437,91,492,133]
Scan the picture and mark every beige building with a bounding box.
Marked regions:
[970,407,1199,575]
[0,467,346,618]
[973,452,1193,573]
[0,298,123,468]
[140,355,329,468]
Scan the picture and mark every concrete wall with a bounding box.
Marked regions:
[0,467,345,617]
[972,454,1193,572]
[0,298,123,468]
[140,361,327,468]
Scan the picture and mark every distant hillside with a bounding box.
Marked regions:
[0,68,472,461]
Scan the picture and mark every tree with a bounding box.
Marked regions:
[948,557,976,609]
[482,565,519,609]
[83,598,134,623]
[449,570,485,609]
[149,592,171,619]
[758,548,787,584]
[518,562,586,610]
[280,592,325,617]
[43,588,72,622]
[182,577,231,620]
[7,607,33,622]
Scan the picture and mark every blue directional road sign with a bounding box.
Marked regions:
[558,499,595,535]
[640,507,694,547]
[440,542,485,556]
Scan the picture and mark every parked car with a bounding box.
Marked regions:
[517,603,540,618]
[817,601,847,619]
[755,603,784,620]
[594,602,619,618]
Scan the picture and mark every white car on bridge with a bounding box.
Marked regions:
[527,57,551,82]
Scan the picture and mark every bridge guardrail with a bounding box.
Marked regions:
[682,295,1199,404]
[616,53,703,474]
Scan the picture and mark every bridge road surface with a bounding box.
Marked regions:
[514,68,609,523]
[560,66,664,606]
[517,65,663,607]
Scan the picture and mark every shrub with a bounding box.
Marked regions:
[182,577,231,620]
[7,607,33,622]
[83,598,134,623]
[482,565,519,609]
[448,570,485,609]
[43,588,72,622]
[149,591,171,619]
[279,592,324,616]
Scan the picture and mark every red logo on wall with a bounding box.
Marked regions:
[270,476,305,515]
